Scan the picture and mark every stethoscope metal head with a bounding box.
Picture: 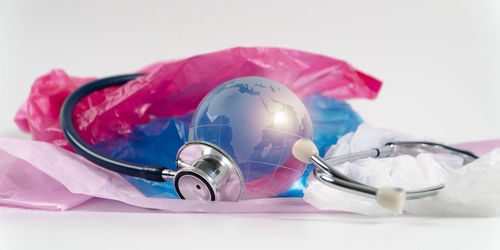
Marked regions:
[172,141,244,202]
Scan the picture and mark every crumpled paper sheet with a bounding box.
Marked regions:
[303,124,500,216]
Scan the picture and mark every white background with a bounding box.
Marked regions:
[1,0,500,249]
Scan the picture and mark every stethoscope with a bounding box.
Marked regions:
[60,73,478,212]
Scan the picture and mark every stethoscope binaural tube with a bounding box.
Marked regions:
[60,73,175,182]
[292,138,478,213]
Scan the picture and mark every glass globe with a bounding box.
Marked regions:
[189,77,313,198]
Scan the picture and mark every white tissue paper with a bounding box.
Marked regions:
[303,123,500,216]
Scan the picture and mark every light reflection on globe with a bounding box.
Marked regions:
[189,77,313,198]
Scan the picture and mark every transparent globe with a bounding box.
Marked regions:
[189,77,313,198]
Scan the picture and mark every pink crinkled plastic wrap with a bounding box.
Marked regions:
[15,47,381,149]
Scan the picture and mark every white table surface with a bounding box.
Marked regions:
[1,0,500,249]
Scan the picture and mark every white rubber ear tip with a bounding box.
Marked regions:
[376,186,406,214]
[292,138,319,163]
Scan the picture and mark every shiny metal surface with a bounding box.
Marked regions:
[161,169,176,180]
[313,167,377,197]
[324,148,380,163]
[175,141,244,201]
[405,184,444,200]
[311,155,365,186]
[387,141,477,164]
[314,166,444,199]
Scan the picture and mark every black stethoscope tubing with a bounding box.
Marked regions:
[60,73,168,182]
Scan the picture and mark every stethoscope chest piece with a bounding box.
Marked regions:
[174,141,245,202]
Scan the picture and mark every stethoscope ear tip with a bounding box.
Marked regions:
[375,186,406,214]
[292,138,319,163]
